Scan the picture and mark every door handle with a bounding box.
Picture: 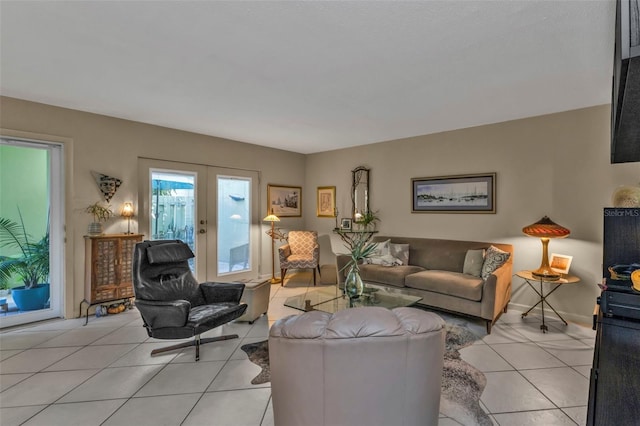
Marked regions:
[199,229,206,234]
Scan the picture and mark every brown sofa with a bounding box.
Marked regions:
[269,307,446,426]
[336,236,513,333]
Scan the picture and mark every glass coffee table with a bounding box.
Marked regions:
[284,283,422,314]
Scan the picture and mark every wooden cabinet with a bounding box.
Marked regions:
[587,304,640,425]
[84,234,143,304]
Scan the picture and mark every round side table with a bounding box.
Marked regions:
[516,270,580,332]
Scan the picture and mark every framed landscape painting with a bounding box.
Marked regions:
[411,173,496,213]
[267,184,302,217]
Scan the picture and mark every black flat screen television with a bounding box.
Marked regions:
[611,0,640,163]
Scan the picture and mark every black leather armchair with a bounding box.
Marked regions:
[132,240,248,361]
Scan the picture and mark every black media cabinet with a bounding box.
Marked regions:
[587,304,640,425]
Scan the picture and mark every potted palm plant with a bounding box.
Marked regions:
[85,201,114,235]
[0,210,50,311]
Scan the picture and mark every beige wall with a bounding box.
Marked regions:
[305,105,639,323]
[1,96,305,318]
[2,96,638,323]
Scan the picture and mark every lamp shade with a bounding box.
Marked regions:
[522,216,570,238]
[523,216,570,280]
[263,211,280,222]
[121,202,134,218]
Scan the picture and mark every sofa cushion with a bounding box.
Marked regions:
[463,249,485,277]
[405,270,484,301]
[359,264,426,287]
[481,245,511,280]
[388,238,476,272]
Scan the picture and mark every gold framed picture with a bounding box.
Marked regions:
[267,184,302,217]
[411,173,496,213]
[317,186,336,217]
[550,253,573,275]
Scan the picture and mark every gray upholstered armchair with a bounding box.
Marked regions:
[269,307,446,426]
[132,240,247,361]
[278,230,320,286]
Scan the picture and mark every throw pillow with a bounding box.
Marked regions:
[463,249,485,277]
[481,245,511,280]
[370,239,391,257]
[367,254,402,267]
[390,243,410,265]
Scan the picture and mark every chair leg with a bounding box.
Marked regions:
[486,320,492,334]
[317,265,321,276]
[195,335,201,361]
[150,333,239,361]
[281,269,287,286]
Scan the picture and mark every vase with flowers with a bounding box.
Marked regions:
[340,232,378,305]
[85,202,114,235]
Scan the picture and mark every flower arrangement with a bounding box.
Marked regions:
[85,202,115,235]
[85,202,114,223]
[339,231,379,300]
[343,233,378,272]
[353,210,380,230]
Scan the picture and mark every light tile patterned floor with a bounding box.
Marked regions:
[0,271,594,425]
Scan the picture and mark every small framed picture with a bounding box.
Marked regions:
[340,218,352,230]
[317,186,336,217]
[550,253,573,275]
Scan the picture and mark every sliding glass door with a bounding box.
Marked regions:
[0,138,64,328]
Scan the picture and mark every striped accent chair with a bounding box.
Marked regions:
[278,231,321,286]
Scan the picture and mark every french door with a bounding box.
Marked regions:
[138,158,260,282]
[0,137,64,328]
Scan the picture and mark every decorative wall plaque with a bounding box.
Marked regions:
[91,171,122,202]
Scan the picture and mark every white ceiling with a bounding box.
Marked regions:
[0,1,615,154]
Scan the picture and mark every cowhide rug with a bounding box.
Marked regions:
[241,322,491,426]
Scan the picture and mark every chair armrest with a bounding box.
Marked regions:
[135,299,190,328]
[278,244,291,263]
[200,282,245,304]
[480,260,513,321]
[335,254,352,286]
[312,244,320,262]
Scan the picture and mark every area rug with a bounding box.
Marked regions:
[241,322,491,426]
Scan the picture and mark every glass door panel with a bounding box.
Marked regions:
[217,176,251,274]
[138,159,207,280]
[0,138,63,328]
[206,167,259,282]
[150,171,196,270]
[139,159,259,282]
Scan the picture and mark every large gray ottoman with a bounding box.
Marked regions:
[236,278,270,323]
